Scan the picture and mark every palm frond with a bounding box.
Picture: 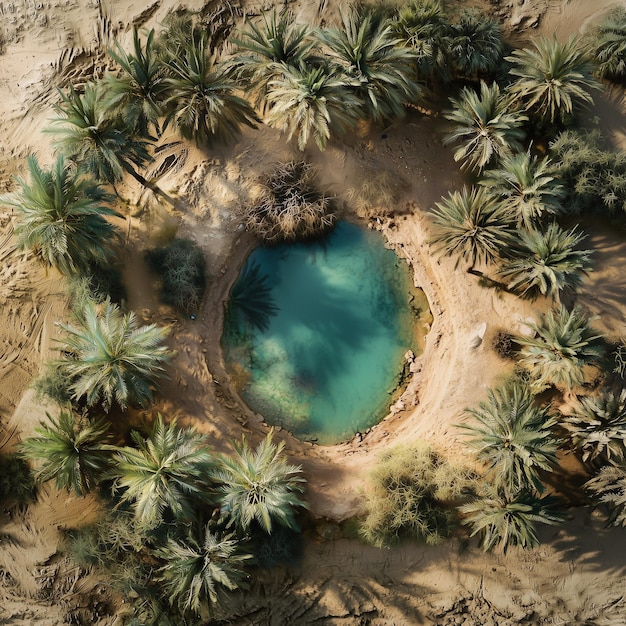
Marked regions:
[516,305,605,391]
[507,36,598,126]
[265,63,361,150]
[498,223,592,299]
[429,186,513,269]
[104,27,168,137]
[55,299,170,411]
[163,33,258,146]
[563,389,626,464]
[479,152,564,227]
[460,487,565,552]
[444,81,527,172]
[48,82,151,185]
[1,154,120,275]
[212,431,307,533]
[111,415,213,528]
[157,523,251,614]
[459,382,558,495]
[20,410,112,496]
[318,8,420,123]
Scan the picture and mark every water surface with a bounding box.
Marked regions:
[223,221,428,444]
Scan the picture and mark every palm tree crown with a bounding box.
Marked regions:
[516,305,604,391]
[54,298,170,411]
[591,7,626,83]
[318,9,419,123]
[498,223,592,299]
[391,0,452,85]
[586,464,626,527]
[111,415,213,528]
[157,524,251,614]
[163,33,258,146]
[429,186,513,270]
[460,488,565,552]
[104,27,168,137]
[20,411,112,496]
[213,432,307,533]
[2,154,120,275]
[506,36,598,126]
[444,81,527,173]
[479,152,564,227]
[228,10,315,108]
[564,389,626,464]
[265,63,360,150]
[48,82,151,185]
[450,10,504,80]
[459,382,558,495]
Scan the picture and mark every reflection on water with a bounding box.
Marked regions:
[222,221,426,444]
[226,260,279,333]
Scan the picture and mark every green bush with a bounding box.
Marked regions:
[0,452,37,503]
[358,442,471,547]
[32,363,74,407]
[69,509,147,567]
[145,237,206,313]
[551,129,626,215]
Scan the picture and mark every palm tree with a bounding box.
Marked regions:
[479,152,564,227]
[429,186,513,271]
[228,10,315,108]
[450,10,504,80]
[498,223,592,299]
[459,382,558,495]
[391,0,453,86]
[162,32,258,147]
[516,305,605,391]
[212,432,307,533]
[507,36,598,127]
[20,410,112,496]
[2,154,120,275]
[563,389,626,464]
[157,524,251,615]
[104,27,168,137]
[54,298,170,411]
[49,83,150,187]
[264,63,361,150]
[317,9,419,124]
[444,81,527,172]
[586,463,626,527]
[460,487,565,552]
[591,7,626,83]
[111,415,213,528]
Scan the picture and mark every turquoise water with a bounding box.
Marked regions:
[223,221,425,444]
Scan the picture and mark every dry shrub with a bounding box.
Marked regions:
[359,441,471,547]
[492,329,515,360]
[245,161,335,243]
[145,237,206,313]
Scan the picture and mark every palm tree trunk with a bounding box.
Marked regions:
[121,161,181,209]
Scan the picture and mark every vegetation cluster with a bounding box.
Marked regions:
[145,237,207,313]
[425,3,626,552]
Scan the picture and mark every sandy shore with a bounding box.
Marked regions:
[2,0,626,624]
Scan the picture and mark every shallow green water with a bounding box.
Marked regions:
[223,221,426,444]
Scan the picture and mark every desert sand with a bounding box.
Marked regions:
[2,0,626,624]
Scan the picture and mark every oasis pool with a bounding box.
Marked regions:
[222,221,428,444]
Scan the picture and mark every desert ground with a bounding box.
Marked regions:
[2,0,626,624]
